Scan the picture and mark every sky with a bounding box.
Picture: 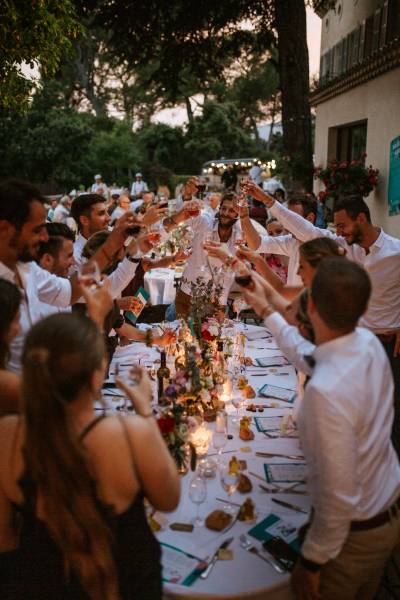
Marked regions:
[155,6,322,127]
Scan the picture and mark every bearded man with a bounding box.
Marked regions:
[175,191,265,317]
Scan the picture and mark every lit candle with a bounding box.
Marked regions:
[190,424,212,456]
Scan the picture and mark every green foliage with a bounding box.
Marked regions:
[184,101,259,172]
[0,0,81,111]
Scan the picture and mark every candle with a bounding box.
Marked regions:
[190,424,212,456]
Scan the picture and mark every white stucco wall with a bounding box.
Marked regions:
[314,0,400,235]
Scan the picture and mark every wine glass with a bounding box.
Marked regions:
[219,461,239,513]
[233,296,247,323]
[114,362,141,414]
[189,474,207,526]
[213,410,227,463]
[78,260,101,289]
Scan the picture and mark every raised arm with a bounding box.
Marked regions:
[244,181,334,243]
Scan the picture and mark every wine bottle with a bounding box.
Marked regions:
[157,351,170,403]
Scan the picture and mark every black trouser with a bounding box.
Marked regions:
[379,336,400,459]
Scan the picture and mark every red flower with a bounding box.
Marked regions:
[158,417,175,435]
[339,161,348,169]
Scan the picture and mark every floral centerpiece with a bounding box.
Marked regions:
[315,156,379,204]
[156,278,230,468]
[157,401,197,473]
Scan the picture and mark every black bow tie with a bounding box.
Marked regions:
[304,355,316,369]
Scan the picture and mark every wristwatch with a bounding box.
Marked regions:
[126,252,141,264]
[300,555,323,572]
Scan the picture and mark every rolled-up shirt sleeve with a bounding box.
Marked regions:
[263,312,315,375]
[299,385,360,564]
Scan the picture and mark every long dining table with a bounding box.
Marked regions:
[101,322,309,600]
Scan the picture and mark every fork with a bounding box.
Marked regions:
[239,535,286,573]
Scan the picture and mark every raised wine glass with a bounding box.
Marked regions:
[78,260,101,290]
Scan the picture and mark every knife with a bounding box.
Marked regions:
[256,452,304,460]
[272,498,308,514]
[200,537,234,579]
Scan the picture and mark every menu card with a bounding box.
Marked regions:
[264,463,307,484]
[161,543,206,586]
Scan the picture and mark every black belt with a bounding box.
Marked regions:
[377,332,397,343]
[350,496,400,531]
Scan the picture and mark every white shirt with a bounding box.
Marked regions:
[131,180,148,196]
[180,214,265,304]
[110,206,126,223]
[263,312,314,375]
[91,182,108,196]
[0,261,71,373]
[258,234,302,286]
[270,201,400,332]
[52,204,70,224]
[72,233,138,299]
[298,328,400,564]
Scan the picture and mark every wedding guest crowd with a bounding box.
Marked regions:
[0,172,400,600]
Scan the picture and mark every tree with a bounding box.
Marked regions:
[274,0,313,190]
[0,0,81,111]
[183,100,259,172]
[97,0,314,190]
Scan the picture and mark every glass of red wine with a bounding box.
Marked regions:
[233,261,253,288]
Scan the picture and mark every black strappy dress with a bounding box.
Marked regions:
[1,415,162,600]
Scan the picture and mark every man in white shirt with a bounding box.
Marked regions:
[245,183,400,454]
[52,195,72,224]
[0,179,140,372]
[71,193,112,271]
[110,195,130,224]
[36,223,75,319]
[91,174,108,197]
[243,257,400,598]
[175,192,266,317]
[240,194,319,286]
[131,173,148,199]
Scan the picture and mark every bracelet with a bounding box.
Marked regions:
[145,329,154,347]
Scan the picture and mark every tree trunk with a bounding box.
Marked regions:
[185,96,194,126]
[274,0,313,191]
[266,94,278,151]
[249,114,261,147]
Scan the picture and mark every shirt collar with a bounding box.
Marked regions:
[313,329,358,363]
[370,228,386,250]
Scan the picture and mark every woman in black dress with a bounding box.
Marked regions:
[0,311,180,600]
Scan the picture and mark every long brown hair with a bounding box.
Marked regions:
[22,313,120,600]
[0,278,21,369]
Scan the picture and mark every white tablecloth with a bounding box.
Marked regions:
[144,268,180,305]
[102,323,308,599]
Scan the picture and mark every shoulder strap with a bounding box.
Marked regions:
[78,414,107,441]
